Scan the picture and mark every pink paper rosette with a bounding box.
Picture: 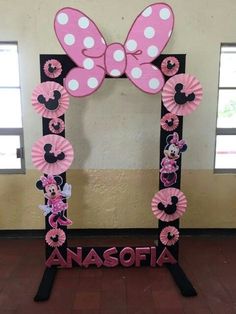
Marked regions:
[31,134,74,175]
[151,188,187,222]
[162,74,203,116]
[161,56,179,77]
[160,226,179,246]
[45,228,66,247]
[160,113,179,132]
[43,59,62,79]
[32,81,69,118]
[49,118,65,134]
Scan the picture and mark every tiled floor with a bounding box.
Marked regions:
[0,235,236,314]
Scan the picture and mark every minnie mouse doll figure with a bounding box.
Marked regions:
[36,175,72,228]
[160,132,187,187]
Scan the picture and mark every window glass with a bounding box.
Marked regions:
[215,44,236,171]
[217,89,236,128]
[215,135,236,169]
[0,88,22,127]
[0,44,20,87]
[0,42,24,173]
[0,135,21,169]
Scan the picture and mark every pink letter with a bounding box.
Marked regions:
[119,247,135,267]
[156,248,177,266]
[135,247,150,267]
[45,247,67,267]
[83,248,103,268]
[66,247,82,268]
[103,247,119,267]
[150,246,157,267]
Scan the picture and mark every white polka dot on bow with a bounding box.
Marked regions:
[147,45,158,57]
[78,16,90,29]
[57,12,69,25]
[83,58,94,70]
[87,77,98,89]
[110,69,121,77]
[126,39,137,52]
[142,6,152,17]
[160,7,171,20]
[68,79,79,91]
[144,27,155,39]
[83,37,95,49]
[64,34,75,46]
[149,78,160,90]
[113,50,125,62]
[131,67,142,79]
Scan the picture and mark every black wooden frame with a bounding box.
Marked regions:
[34,53,197,301]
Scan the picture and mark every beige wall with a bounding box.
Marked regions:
[0,0,236,229]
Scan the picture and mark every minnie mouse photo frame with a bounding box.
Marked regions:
[32,2,203,301]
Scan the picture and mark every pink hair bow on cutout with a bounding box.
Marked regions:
[170,132,186,149]
[41,175,56,187]
[54,3,174,97]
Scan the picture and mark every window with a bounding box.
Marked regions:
[215,44,236,172]
[0,42,25,173]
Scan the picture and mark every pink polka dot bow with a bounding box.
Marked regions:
[54,3,174,97]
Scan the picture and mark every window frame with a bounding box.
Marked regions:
[214,43,236,173]
[0,41,25,174]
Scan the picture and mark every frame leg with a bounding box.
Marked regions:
[34,266,58,301]
[166,263,197,297]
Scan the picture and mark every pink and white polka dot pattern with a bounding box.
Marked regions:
[105,43,127,77]
[54,3,174,97]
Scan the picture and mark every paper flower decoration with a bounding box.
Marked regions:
[43,59,62,79]
[45,228,66,247]
[160,226,179,246]
[49,118,65,134]
[32,81,69,118]
[160,113,179,132]
[151,188,187,222]
[31,134,74,175]
[161,56,179,77]
[162,74,203,116]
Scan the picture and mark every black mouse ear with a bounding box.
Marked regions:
[37,94,46,104]
[187,92,195,102]
[175,83,183,92]
[36,180,44,190]
[57,152,65,161]
[157,202,166,211]
[44,143,52,152]
[180,144,188,153]
[171,196,179,205]
[53,90,61,100]
[54,176,63,186]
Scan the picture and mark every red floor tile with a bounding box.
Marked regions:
[0,235,236,314]
[73,291,101,310]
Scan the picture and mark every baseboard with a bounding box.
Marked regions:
[1,228,236,238]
